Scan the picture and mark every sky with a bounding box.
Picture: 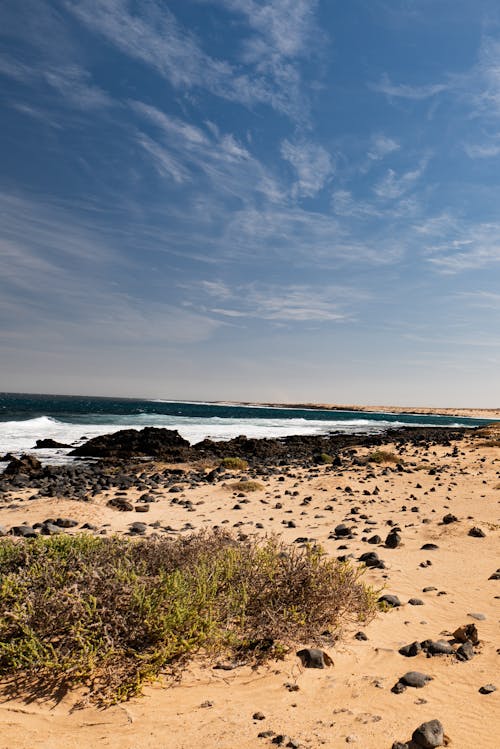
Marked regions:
[1,0,500,407]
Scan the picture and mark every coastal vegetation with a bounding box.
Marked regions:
[220,457,249,470]
[365,450,402,464]
[229,480,264,492]
[0,532,377,705]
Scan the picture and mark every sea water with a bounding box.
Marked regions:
[0,392,494,464]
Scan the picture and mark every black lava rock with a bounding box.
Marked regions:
[468,527,486,538]
[411,719,445,748]
[296,648,333,668]
[378,594,401,608]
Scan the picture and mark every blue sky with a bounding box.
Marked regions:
[1,0,499,406]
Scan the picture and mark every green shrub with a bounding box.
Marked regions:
[366,450,402,464]
[220,457,249,470]
[314,453,333,464]
[0,532,377,704]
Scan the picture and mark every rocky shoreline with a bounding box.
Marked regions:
[0,423,498,748]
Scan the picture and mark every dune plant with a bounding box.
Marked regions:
[0,531,377,704]
[220,457,249,470]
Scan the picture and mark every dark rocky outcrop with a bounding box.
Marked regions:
[3,454,42,476]
[70,427,191,460]
[34,438,72,449]
[67,425,470,465]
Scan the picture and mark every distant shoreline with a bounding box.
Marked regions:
[236,402,500,420]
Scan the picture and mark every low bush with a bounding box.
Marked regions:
[220,457,249,470]
[366,450,402,464]
[0,532,377,704]
[314,453,333,464]
[229,480,264,492]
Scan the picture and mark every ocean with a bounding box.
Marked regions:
[0,392,495,465]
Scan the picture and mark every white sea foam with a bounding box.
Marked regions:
[0,409,470,468]
[0,412,410,464]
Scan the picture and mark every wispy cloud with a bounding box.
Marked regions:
[196,279,359,322]
[218,0,319,59]
[367,134,400,160]
[0,191,221,346]
[64,0,318,120]
[468,35,500,116]
[0,55,113,110]
[464,140,500,158]
[373,159,428,200]
[131,100,284,201]
[331,190,382,219]
[455,290,500,309]
[370,73,449,100]
[281,139,334,198]
[421,219,500,273]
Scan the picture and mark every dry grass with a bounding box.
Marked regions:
[230,480,264,492]
[220,457,249,470]
[0,532,377,705]
[365,450,402,464]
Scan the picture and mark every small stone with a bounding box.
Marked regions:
[296,648,333,668]
[385,529,402,548]
[345,735,358,743]
[426,640,455,655]
[442,513,458,524]
[408,598,424,606]
[467,612,486,621]
[400,672,433,688]
[200,700,213,708]
[129,522,147,535]
[399,641,422,657]
[378,594,401,608]
[10,525,37,538]
[334,523,352,537]
[392,743,409,749]
[421,543,439,550]
[40,522,61,535]
[354,631,368,641]
[258,730,275,738]
[453,623,479,645]
[456,641,474,661]
[468,527,486,538]
[271,736,290,746]
[479,684,496,694]
[411,719,445,748]
[253,711,266,720]
[359,551,385,569]
[55,517,78,528]
[391,681,406,694]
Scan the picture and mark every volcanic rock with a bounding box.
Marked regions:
[411,719,445,748]
[296,648,333,668]
[70,427,191,459]
[3,454,42,476]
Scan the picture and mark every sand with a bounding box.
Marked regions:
[0,427,499,748]
[261,402,500,420]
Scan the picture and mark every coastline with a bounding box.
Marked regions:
[241,401,500,420]
[0,421,499,747]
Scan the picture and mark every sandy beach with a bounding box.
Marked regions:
[259,403,500,421]
[0,423,498,749]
